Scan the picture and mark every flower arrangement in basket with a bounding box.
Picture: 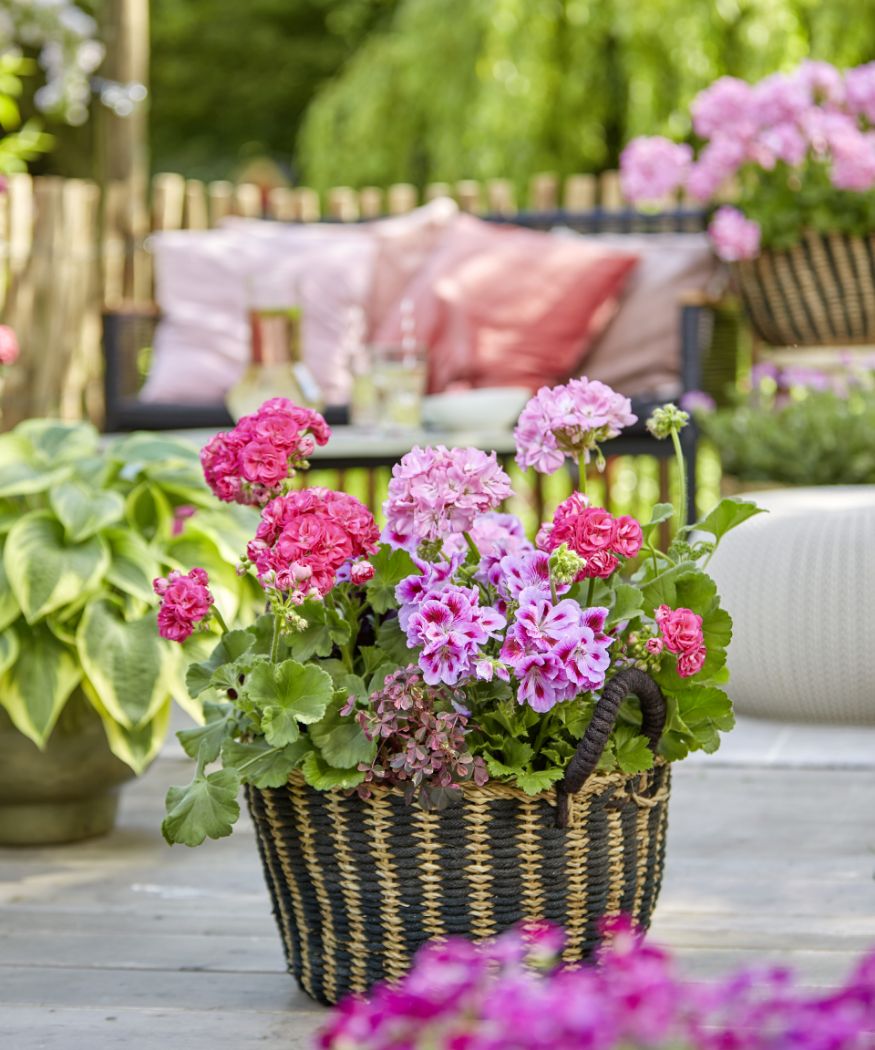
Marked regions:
[156,385,762,1005]
[620,60,875,346]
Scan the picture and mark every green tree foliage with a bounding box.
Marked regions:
[149,0,398,179]
[297,0,875,191]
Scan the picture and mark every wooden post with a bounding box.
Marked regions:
[529,172,559,211]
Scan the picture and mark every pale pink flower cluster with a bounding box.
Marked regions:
[707,206,762,263]
[200,398,330,507]
[514,379,637,476]
[620,61,875,261]
[444,512,534,587]
[0,325,19,367]
[538,493,644,581]
[501,595,613,712]
[655,604,707,678]
[153,567,213,643]
[619,137,692,203]
[383,446,513,549]
[247,487,379,599]
[404,585,506,687]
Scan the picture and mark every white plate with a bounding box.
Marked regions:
[422,387,530,431]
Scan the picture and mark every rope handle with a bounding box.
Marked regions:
[555,667,667,828]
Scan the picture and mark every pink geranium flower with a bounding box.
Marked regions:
[691,75,757,139]
[248,487,379,599]
[383,446,513,551]
[655,604,707,678]
[707,206,761,262]
[539,494,643,580]
[514,378,636,476]
[201,398,330,507]
[619,136,692,204]
[153,567,213,643]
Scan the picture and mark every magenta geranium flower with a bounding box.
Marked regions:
[200,398,330,507]
[655,604,707,679]
[153,567,213,642]
[247,487,379,599]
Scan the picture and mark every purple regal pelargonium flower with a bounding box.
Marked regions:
[514,378,636,476]
[501,590,612,712]
[405,585,506,687]
[383,446,513,552]
[444,511,534,587]
[498,549,569,603]
[395,554,462,630]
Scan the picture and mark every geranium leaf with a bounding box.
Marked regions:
[300,749,364,790]
[606,583,644,627]
[309,700,375,768]
[514,768,564,795]
[221,737,311,789]
[177,703,236,763]
[613,724,655,774]
[243,660,334,745]
[186,629,256,698]
[693,497,765,544]
[365,545,418,614]
[162,768,241,846]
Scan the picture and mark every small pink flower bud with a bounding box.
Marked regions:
[646,637,664,655]
[350,560,375,585]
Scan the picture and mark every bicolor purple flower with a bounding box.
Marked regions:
[498,549,568,602]
[405,585,506,687]
[395,555,462,630]
[444,511,534,587]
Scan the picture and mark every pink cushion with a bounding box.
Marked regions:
[374,215,639,393]
[141,222,373,405]
[366,197,459,333]
[562,231,724,396]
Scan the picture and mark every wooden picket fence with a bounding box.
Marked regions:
[0,168,677,428]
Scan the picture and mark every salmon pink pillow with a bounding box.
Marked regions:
[374,214,639,393]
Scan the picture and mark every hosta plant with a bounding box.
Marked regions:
[0,420,261,772]
[157,389,762,847]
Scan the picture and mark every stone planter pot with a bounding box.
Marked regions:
[706,486,875,724]
[0,691,134,845]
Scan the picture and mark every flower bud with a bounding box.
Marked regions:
[350,560,375,585]
[646,403,690,439]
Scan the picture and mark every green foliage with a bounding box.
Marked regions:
[297,0,875,191]
[365,545,418,613]
[699,381,875,485]
[149,0,399,178]
[0,420,261,769]
[162,768,241,847]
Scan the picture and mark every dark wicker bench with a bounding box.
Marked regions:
[102,207,736,521]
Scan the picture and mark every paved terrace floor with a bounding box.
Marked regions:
[1,717,874,1049]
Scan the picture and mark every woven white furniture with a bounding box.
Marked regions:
[707,486,875,725]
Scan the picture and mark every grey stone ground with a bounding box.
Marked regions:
[1,718,874,1049]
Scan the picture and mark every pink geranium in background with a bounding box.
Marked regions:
[153,567,213,642]
[0,325,19,367]
[707,206,761,262]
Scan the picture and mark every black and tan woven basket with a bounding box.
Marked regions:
[731,231,875,347]
[247,667,671,1005]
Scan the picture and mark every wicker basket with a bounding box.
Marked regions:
[247,667,671,1005]
[731,231,875,347]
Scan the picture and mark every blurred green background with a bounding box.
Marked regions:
[35,0,875,188]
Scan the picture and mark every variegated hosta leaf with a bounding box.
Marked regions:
[0,626,19,678]
[0,624,82,746]
[4,512,110,624]
[50,480,125,542]
[83,680,171,775]
[16,418,99,466]
[108,432,201,469]
[0,459,70,499]
[0,556,20,631]
[104,527,162,603]
[124,481,175,543]
[76,598,173,730]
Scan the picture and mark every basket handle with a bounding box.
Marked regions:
[555,667,666,828]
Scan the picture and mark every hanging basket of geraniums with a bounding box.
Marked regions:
[155,388,762,1006]
[620,60,875,348]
